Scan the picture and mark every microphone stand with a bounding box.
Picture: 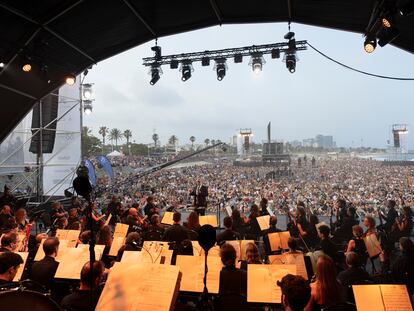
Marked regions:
[85,194,96,311]
[197,250,213,310]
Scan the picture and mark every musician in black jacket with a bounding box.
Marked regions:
[379,199,398,233]
[217,216,240,244]
[163,212,188,246]
[190,180,208,216]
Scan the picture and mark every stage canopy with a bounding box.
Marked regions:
[1,0,414,143]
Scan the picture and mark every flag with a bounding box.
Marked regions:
[84,159,97,187]
[96,155,114,179]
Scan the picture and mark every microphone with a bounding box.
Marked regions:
[198,225,216,252]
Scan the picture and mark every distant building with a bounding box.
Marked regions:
[302,135,336,149]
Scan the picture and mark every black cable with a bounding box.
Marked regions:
[307,42,414,81]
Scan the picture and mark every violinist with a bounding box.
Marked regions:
[244,204,261,240]
[143,196,159,218]
[125,207,147,232]
[333,206,359,243]
[392,206,413,239]
[378,199,398,233]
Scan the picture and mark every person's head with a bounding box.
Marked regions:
[51,201,61,211]
[147,196,154,204]
[223,216,233,229]
[347,206,356,217]
[80,261,104,289]
[279,274,311,311]
[316,254,341,305]
[43,237,60,257]
[245,242,261,264]
[364,216,375,229]
[129,208,138,217]
[68,208,78,217]
[297,207,306,218]
[1,205,11,215]
[125,232,141,245]
[14,208,27,222]
[250,204,259,216]
[220,243,237,267]
[67,221,81,230]
[80,230,91,244]
[287,237,299,252]
[352,225,364,238]
[232,209,241,220]
[0,252,23,281]
[403,205,412,216]
[260,198,268,208]
[150,214,160,225]
[399,237,414,256]
[97,225,112,246]
[318,225,330,239]
[173,211,181,224]
[111,195,118,202]
[187,211,199,227]
[56,217,68,229]
[336,199,346,210]
[345,251,359,267]
[387,199,396,209]
[1,232,18,251]
[269,216,277,227]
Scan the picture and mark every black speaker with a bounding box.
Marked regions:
[29,93,59,154]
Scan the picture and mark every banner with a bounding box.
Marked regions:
[96,155,114,179]
[84,159,96,186]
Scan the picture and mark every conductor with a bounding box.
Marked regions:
[190,180,208,216]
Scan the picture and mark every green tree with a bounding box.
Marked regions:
[98,126,109,154]
[204,138,210,146]
[130,143,149,156]
[152,133,159,148]
[108,128,123,149]
[81,126,101,157]
[123,129,132,155]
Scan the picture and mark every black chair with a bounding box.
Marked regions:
[322,302,357,311]
[216,293,248,311]
[20,279,48,294]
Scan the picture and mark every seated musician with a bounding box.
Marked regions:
[0,252,23,286]
[143,196,159,218]
[125,207,146,232]
[244,204,261,239]
[287,237,302,254]
[240,242,262,270]
[278,274,311,311]
[0,232,18,252]
[231,209,246,238]
[216,216,240,244]
[30,237,60,290]
[183,211,201,232]
[0,205,13,231]
[391,237,414,294]
[61,261,105,311]
[147,214,165,233]
[51,201,67,225]
[163,212,188,246]
[67,208,80,228]
[116,232,142,261]
[219,243,247,296]
[317,225,340,264]
[267,215,282,233]
[337,252,370,287]
[14,208,29,231]
[333,206,358,243]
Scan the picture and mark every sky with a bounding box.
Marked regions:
[84,22,414,148]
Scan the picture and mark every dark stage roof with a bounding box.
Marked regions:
[0,0,413,142]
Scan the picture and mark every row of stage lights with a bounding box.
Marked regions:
[143,32,307,85]
[363,0,414,53]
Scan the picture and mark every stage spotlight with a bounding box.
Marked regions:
[377,27,400,47]
[81,83,93,99]
[399,1,414,16]
[285,54,296,73]
[214,58,227,81]
[22,62,32,72]
[234,54,243,63]
[151,45,162,61]
[271,49,280,59]
[249,53,264,75]
[149,65,162,85]
[201,56,210,66]
[364,35,377,53]
[65,74,76,85]
[170,59,179,69]
[0,62,4,68]
[180,61,193,81]
[83,100,93,114]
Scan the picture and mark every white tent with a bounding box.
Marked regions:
[107,150,124,157]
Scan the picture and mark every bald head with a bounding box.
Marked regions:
[346,251,359,267]
[129,208,138,217]
[80,261,104,288]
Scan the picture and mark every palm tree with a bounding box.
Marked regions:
[169,135,178,153]
[152,133,159,148]
[123,129,132,155]
[211,139,216,146]
[204,138,210,146]
[99,126,109,154]
[189,136,196,150]
[108,128,123,150]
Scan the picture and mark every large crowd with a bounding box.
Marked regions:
[0,156,413,310]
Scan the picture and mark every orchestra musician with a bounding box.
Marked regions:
[378,199,398,233]
[189,180,208,216]
[143,196,159,218]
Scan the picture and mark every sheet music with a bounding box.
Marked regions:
[96,262,180,311]
[113,223,129,238]
[55,229,81,247]
[269,253,308,280]
[176,255,221,293]
[108,236,125,256]
[13,252,28,282]
[247,264,296,303]
[268,231,291,251]
[55,246,104,279]
[161,212,174,225]
[199,215,218,227]
[34,239,70,261]
[266,207,275,217]
[225,205,232,217]
[353,285,385,311]
[380,284,413,311]
[256,215,270,231]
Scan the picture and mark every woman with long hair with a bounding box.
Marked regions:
[185,211,200,232]
[305,254,343,310]
[346,225,367,266]
[240,242,262,270]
